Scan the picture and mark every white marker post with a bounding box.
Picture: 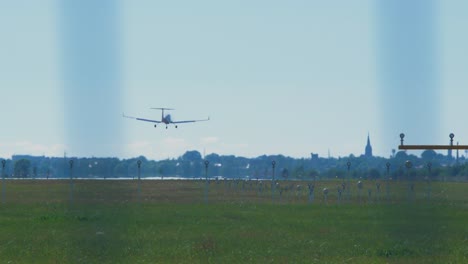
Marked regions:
[323,188,329,204]
[357,181,363,204]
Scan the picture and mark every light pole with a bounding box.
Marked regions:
[103,160,106,180]
[376,181,381,203]
[271,161,276,203]
[385,162,391,202]
[204,160,209,204]
[308,183,314,204]
[447,133,455,181]
[2,160,6,204]
[346,161,351,201]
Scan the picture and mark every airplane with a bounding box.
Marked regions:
[123,108,210,129]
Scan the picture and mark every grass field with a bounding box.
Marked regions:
[0,179,467,263]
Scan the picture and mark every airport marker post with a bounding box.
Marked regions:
[426,162,432,201]
[385,162,390,202]
[2,160,6,204]
[323,188,329,204]
[137,160,142,202]
[375,182,381,203]
[346,161,351,201]
[204,160,209,204]
[405,160,413,202]
[271,161,276,203]
[368,188,372,203]
[357,181,363,204]
[308,183,314,204]
[69,159,74,204]
[337,187,342,204]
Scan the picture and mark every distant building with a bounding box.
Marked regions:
[311,153,319,160]
[365,134,373,157]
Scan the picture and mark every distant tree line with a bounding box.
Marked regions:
[1,150,467,181]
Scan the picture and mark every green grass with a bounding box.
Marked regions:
[0,180,467,263]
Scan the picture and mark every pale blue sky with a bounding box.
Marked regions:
[0,0,467,160]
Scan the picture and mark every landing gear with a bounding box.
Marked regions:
[175,125,178,129]
[166,126,168,129]
[154,124,157,128]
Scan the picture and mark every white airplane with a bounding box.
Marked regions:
[123,108,210,129]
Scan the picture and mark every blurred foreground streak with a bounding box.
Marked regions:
[59,0,123,157]
[377,0,440,150]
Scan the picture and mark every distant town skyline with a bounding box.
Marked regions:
[1,1,467,160]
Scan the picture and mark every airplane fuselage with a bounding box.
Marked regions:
[162,114,172,124]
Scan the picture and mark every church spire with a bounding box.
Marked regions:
[365,133,373,157]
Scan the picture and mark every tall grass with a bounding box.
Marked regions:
[0,180,466,263]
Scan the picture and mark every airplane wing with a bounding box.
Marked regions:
[123,113,162,123]
[171,117,210,124]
